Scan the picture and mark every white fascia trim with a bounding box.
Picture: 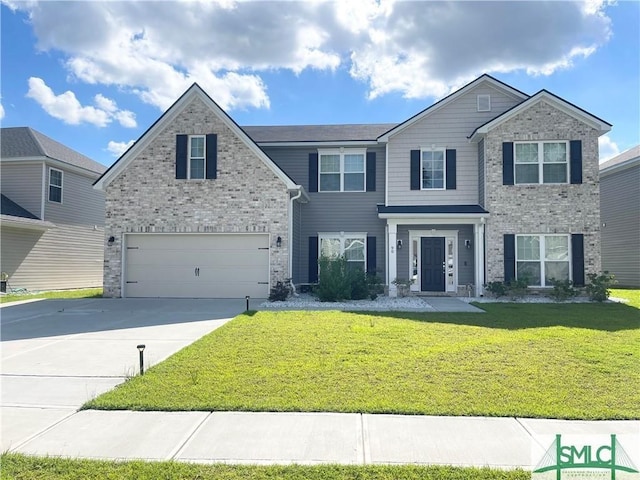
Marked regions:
[469,92,612,142]
[0,214,56,231]
[94,85,300,191]
[378,76,528,142]
[257,140,380,148]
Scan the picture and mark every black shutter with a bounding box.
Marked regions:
[570,140,582,184]
[445,149,456,190]
[504,234,516,283]
[176,134,188,179]
[205,134,217,179]
[366,152,376,192]
[502,142,514,185]
[309,153,319,192]
[308,236,319,283]
[410,150,420,190]
[571,234,585,286]
[367,236,376,274]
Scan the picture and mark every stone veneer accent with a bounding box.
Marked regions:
[103,97,290,297]
[484,99,601,284]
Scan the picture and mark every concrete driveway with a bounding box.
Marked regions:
[1,297,248,451]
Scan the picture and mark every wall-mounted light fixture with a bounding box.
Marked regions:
[276,236,282,248]
[465,239,472,249]
[107,236,115,246]
[397,239,403,250]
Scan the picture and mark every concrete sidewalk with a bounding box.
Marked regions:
[7,409,640,468]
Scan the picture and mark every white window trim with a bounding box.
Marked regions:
[477,94,491,112]
[408,230,458,293]
[515,234,572,287]
[318,232,367,269]
[48,167,63,204]
[188,135,206,180]
[318,148,366,192]
[420,148,446,191]
[514,141,569,185]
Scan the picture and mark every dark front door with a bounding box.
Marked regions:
[421,237,445,292]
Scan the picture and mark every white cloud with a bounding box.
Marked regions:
[599,134,620,163]
[14,0,613,107]
[107,139,135,157]
[0,102,4,120]
[26,77,137,128]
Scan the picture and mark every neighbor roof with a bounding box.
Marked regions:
[600,145,640,174]
[243,124,397,143]
[1,127,106,175]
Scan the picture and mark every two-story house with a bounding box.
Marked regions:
[1,127,106,292]
[94,74,610,298]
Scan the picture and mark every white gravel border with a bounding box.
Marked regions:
[260,293,434,311]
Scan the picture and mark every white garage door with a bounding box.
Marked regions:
[124,234,270,298]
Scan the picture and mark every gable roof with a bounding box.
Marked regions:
[1,127,106,175]
[600,144,640,174]
[244,124,397,144]
[94,84,300,191]
[1,193,39,219]
[469,89,612,141]
[377,74,529,142]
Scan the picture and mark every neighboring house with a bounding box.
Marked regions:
[599,145,640,287]
[0,127,106,291]
[94,74,610,299]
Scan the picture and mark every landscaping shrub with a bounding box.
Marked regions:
[507,277,529,300]
[268,280,292,302]
[548,278,579,302]
[485,281,508,298]
[315,256,351,302]
[586,272,617,302]
[315,256,383,302]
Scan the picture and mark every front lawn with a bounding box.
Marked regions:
[85,303,640,420]
[0,453,531,480]
[0,288,103,304]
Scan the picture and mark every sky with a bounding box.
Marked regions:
[1,0,639,168]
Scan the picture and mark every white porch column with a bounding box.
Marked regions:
[388,222,398,297]
[474,220,486,297]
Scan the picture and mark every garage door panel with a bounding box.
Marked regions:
[124,234,270,298]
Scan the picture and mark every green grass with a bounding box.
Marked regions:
[0,288,102,304]
[0,453,531,480]
[85,303,640,419]
[610,288,640,308]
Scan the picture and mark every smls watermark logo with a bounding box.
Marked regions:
[533,434,639,480]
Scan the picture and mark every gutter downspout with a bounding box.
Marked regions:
[288,187,303,295]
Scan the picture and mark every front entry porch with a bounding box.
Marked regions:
[377,205,489,297]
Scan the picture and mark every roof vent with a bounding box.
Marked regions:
[477,94,491,112]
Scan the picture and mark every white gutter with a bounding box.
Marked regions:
[288,187,304,285]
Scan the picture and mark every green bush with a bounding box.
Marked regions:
[315,256,382,302]
[507,277,529,300]
[268,280,292,302]
[548,278,579,302]
[586,272,617,302]
[315,256,351,302]
[485,281,508,298]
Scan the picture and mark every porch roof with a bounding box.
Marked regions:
[377,204,488,215]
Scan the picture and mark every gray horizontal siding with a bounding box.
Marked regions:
[600,164,640,286]
[0,224,104,291]
[264,145,387,283]
[44,164,105,226]
[0,163,43,217]
[387,84,522,205]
